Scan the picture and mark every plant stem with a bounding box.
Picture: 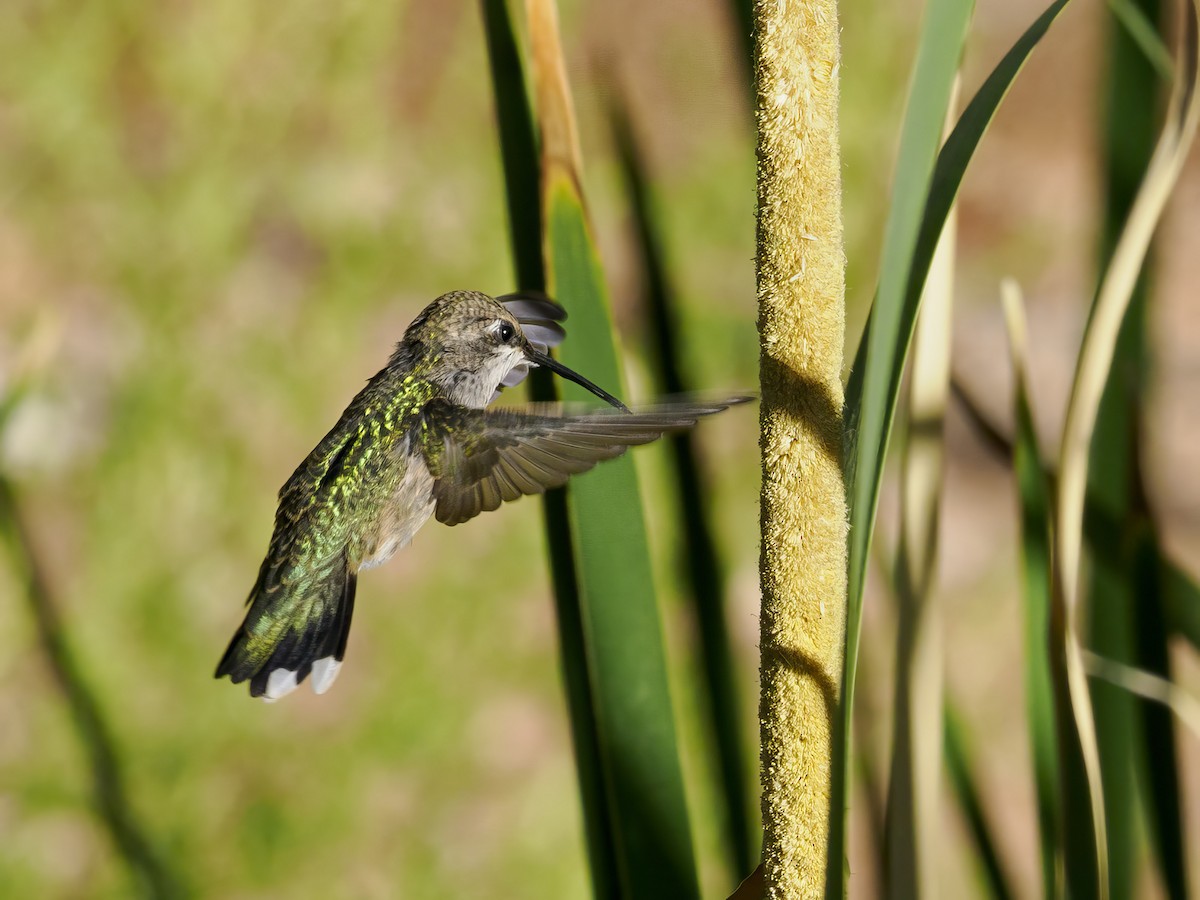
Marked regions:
[753,0,847,895]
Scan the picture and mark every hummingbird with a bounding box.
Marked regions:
[216,289,744,701]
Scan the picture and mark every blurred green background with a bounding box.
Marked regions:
[1,0,1196,897]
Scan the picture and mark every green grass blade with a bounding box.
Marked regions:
[951,376,1200,654]
[1128,489,1187,900]
[543,172,700,899]
[480,0,543,293]
[884,87,957,897]
[1001,283,1061,899]
[0,334,182,898]
[1163,553,1200,646]
[529,1,700,895]
[1109,0,1174,80]
[960,364,1200,897]
[943,704,1016,900]
[836,8,1076,886]
[0,475,183,899]
[843,0,973,620]
[844,0,1074,403]
[1089,2,1174,893]
[854,746,887,899]
[611,98,754,879]
[836,0,970,890]
[1054,0,1200,892]
[1007,282,1103,899]
[480,1,619,892]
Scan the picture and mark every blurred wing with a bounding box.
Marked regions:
[418,397,745,525]
[498,291,567,353]
[495,293,568,396]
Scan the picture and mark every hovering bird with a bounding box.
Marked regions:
[216,289,743,700]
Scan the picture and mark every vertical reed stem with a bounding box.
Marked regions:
[754,0,847,895]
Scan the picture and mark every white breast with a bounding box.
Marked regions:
[358,447,437,570]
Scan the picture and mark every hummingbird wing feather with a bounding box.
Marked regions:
[418,397,742,526]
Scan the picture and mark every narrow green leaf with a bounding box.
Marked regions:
[1005,282,1103,899]
[1128,495,1187,900]
[1054,0,1200,892]
[1163,553,1200,646]
[480,1,619,892]
[960,367,1200,897]
[854,748,886,898]
[844,0,1074,419]
[1108,0,1174,80]
[1002,282,1061,899]
[843,0,1076,429]
[611,99,754,878]
[950,376,1200,653]
[0,475,183,899]
[0,322,181,898]
[837,2,975,889]
[943,704,1016,900]
[885,84,958,898]
[481,0,543,293]
[1089,2,1181,893]
[836,5,1076,886]
[545,173,700,898]
[843,0,974,618]
[529,1,700,894]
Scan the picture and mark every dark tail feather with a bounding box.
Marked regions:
[215,559,358,701]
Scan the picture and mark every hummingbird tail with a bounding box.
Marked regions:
[215,556,358,701]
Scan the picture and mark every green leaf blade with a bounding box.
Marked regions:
[480,2,619,893]
[1091,3,1187,893]
[837,5,1078,887]
[611,98,754,880]
[545,173,702,899]
[943,705,1017,900]
[1009,314,1061,900]
[835,0,975,892]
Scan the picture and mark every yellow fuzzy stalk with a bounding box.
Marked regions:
[754,0,847,896]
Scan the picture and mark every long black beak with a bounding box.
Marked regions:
[527,349,630,412]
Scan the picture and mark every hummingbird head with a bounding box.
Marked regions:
[400,290,628,411]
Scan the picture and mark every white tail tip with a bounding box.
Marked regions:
[261,668,299,702]
[310,657,343,695]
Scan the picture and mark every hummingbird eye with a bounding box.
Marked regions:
[496,322,516,343]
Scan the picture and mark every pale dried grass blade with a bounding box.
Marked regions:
[1053,2,1200,896]
[1084,652,1200,739]
[886,76,959,900]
